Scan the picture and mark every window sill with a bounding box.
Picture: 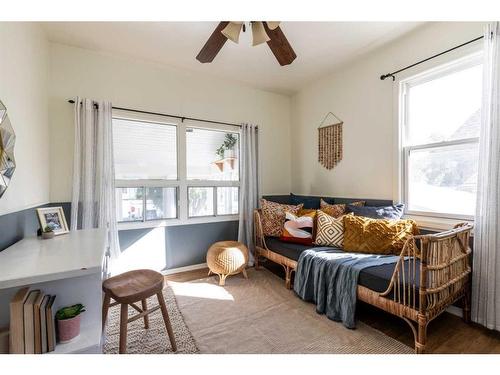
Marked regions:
[403,214,474,232]
[117,215,239,231]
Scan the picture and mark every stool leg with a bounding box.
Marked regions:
[242,268,248,279]
[157,292,177,352]
[119,303,128,354]
[219,274,227,286]
[102,293,111,331]
[141,299,150,329]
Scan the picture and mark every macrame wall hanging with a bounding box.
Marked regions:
[318,112,343,170]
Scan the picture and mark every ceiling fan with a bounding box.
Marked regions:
[196,21,297,66]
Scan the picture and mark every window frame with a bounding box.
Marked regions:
[112,109,241,230]
[397,52,482,223]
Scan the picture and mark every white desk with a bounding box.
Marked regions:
[0,229,108,354]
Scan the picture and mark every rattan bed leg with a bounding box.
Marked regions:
[284,266,293,290]
[463,288,471,323]
[254,252,260,270]
[416,316,427,354]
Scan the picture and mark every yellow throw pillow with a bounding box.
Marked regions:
[343,215,418,255]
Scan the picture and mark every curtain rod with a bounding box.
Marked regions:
[67,99,248,128]
[380,35,484,81]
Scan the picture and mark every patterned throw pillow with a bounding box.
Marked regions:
[314,210,347,247]
[260,199,303,237]
[280,210,316,245]
[343,215,419,255]
[320,199,365,218]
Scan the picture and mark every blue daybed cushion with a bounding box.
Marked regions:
[289,193,321,209]
[347,203,405,219]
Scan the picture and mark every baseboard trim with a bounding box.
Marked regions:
[446,305,463,318]
[161,263,207,276]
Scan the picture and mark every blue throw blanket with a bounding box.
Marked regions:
[294,248,400,329]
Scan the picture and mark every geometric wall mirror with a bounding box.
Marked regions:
[0,100,16,199]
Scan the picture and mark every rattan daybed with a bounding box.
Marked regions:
[253,209,473,354]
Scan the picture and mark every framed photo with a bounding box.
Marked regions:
[36,206,69,235]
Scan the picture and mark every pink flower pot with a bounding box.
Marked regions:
[57,315,81,343]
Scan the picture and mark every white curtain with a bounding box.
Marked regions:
[472,22,500,331]
[238,124,260,265]
[71,97,121,265]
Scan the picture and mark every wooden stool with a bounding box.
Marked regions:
[102,269,177,354]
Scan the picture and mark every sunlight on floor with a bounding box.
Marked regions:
[170,281,235,301]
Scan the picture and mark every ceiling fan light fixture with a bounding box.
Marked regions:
[265,22,281,30]
[221,22,243,44]
[251,21,270,46]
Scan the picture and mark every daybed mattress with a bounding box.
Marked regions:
[264,237,421,293]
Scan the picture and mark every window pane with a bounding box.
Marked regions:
[406,63,482,145]
[113,118,177,180]
[407,143,479,216]
[188,187,214,217]
[145,187,177,220]
[116,187,143,222]
[186,128,239,181]
[217,187,239,215]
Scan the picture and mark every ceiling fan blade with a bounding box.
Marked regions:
[196,22,230,63]
[262,23,296,66]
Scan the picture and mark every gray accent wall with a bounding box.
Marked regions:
[0,199,237,270]
[0,202,71,252]
[1,194,398,269]
[118,220,239,270]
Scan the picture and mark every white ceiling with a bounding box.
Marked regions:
[41,22,424,95]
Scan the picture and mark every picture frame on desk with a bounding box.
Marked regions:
[36,207,69,236]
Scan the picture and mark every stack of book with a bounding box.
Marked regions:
[9,287,57,354]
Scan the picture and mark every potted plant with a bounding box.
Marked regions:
[56,304,86,343]
[215,145,225,160]
[222,133,237,159]
[42,224,55,239]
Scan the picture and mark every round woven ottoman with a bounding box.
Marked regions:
[206,241,249,286]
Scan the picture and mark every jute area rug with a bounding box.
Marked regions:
[170,268,413,354]
[104,285,199,354]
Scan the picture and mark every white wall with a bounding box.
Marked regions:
[291,22,485,200]
[0,23,50,215]
[48,43,292,202]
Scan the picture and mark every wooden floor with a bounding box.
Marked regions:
[164,266,500,354]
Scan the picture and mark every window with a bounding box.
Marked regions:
[400,54,482,219]
[186,128,239,181]
[113,114,240,225]
[186,127,240,218]
[114,118,177,180]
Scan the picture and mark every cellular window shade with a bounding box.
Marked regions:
[186,128,239,181]
[113,118,177,180]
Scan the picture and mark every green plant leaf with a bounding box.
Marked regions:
[56,303,86,320]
